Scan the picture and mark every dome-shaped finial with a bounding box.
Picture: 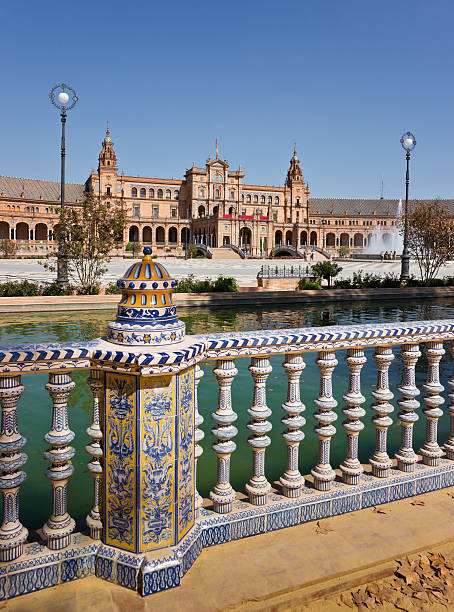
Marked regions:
[107,249,185,346]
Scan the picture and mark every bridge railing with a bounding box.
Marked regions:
[2,319,454,596]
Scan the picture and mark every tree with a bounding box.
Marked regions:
[404,200,454,285]
[0,238,17,258]
[44,195,126,294]
[126,241,143,257]
[311,261,343,288]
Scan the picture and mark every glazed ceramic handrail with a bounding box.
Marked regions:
[1,319,454,374]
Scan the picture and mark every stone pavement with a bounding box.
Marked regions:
[4,487,454,612]
[2,257,454,286]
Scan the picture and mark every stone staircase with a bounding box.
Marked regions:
[210,247,243,259]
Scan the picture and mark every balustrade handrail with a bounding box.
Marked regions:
[2,319,454,374]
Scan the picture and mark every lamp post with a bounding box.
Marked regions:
[322,219,327,249]
[295,210,300,253]
[399,131,416,283]
[49,83,78,285]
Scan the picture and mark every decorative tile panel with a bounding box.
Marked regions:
[104,372,137,551]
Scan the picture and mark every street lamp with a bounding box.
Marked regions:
[399,131,416,283]
[322,219,327,248]
[49,83,78,285]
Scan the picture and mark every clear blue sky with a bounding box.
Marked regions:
[1,1,453,198]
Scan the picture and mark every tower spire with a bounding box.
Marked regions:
[106,120,110,138]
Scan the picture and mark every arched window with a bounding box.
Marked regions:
[229,206,234,215]
[215,188,220,199]
[230,190,235,200]
[165,189,171,199]
[140,188,146,198]
[260,195,265,204]
[275,196,279,204]
[268,196,272,204]
[174,190,179,200]
[198,205,206,218]
[199,187,205,198]
[149,188,154,198]
[253,195,258,203]
[131,187,137,197]
[246,195,251,203]
[157,189,163,199]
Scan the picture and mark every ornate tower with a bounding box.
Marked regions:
[285,147,303,186]
[285,148,309,225]
[98,125,117,173]
[97,125,118,196]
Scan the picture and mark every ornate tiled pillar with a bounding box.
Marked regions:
[246,356,272,505]
[0,375,28,561]
[369,346,395,478]
[280,353,306,497]
[340,348,366,485]
[395,344,421,472]
[419,341,445,466]
[43,372,76,550]
[93,248,205,594]
[209,359,238,513]
[311,351,338,491]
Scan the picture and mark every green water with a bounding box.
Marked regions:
[1,298,454,531]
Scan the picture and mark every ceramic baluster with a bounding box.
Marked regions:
[395,344,421,472]
[419,341,445,466]
[246,356,272,505]
[369,346,395,477]
[209,359,238,513]
[86,369,103,539]
[0,375,28,561]
[43,372,76,549]
[311,350,338,491]
[340,348,366,485]
[194,364,205,516]
[444,341,454,460]
[280,353,306,497]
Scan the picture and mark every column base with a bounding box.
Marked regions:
[311,467,336,491]
[86,513,102,540]
[209,488,236,514]
[339,460,363,485]
[369,456,393,478]
[43,517,75,550]
[280,473,304,498]
[445,444,454,461]
[0,525,28,562]
[245,481,271,506]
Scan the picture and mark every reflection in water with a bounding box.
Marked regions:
[2,297,454,531]
[2,298,454,343]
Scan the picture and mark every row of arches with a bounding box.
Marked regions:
[131,187,179,200]
[0,221,50,240]
[273,230,374,248]
[128,225,189,244]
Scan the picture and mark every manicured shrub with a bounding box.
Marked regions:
[298,280,322,290]
[213,276,238,292]
[105,282,122,294]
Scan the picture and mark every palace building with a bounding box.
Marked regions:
[0,128,436,257]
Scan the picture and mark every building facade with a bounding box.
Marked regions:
[0,129,438,257]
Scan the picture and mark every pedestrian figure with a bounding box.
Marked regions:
[380,251,384,262]
[310,251,314,261]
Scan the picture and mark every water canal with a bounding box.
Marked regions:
[2,298,454,531]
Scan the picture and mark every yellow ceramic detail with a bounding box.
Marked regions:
[104,372,137,552]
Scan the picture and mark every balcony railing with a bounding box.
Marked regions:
[1,319,454,597]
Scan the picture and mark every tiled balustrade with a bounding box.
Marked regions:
[2,320,454,598]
